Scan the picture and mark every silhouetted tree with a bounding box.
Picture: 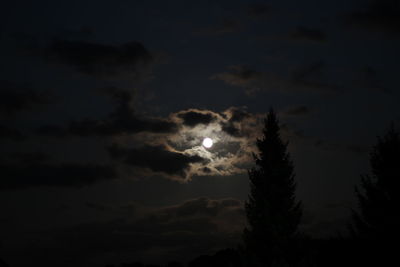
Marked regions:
[351,124,400,240]
[0,258,9,267]
[243,109,302,266]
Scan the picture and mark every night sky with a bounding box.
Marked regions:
[1,0,400,266]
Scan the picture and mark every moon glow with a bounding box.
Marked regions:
[202,137,213,148]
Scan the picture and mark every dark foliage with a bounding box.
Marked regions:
[351,124,400,240]
[243,109,302,266]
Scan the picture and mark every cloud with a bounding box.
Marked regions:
[211,63,338,95]
[157,197,244,232]
[282,106,311,116]
[38,87,177,137]
[85,201,112,212]
[0,80,50,117]
[355,66,390,93]
[0,80,49,143]
[210,65,262,88]
[57,26,95,39]
[344,144,370,155]
[102,107,265,181]
[288,27,327,43]
[39,115,177,137]
[220,107,254,137]
[73,87,177,135]
[0,125,25,141]
[291,61,325,81]
[195,19,244,35]
[176,109,218,127]
[29,85,267,183]
[8,151,49,165]
[36,124,69,137]
[246,3,271,19]
[38,105,264,182]
[346,0,400,34]
[42,40,153,77]
[311,138,370,155]
[0,162,117,190]
[34,105,293,183]
[108,144,207,181]
[257,27,326,44]
[226,106,252,122]
[157,108,263,177]
[20,197,244,265]
[67,115,177,137]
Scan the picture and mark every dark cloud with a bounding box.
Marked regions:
[202,167,212,174]
[36,106,261,181]
[0,80,50,117]
[221,123,241,137]
[0,125,25,141]
[43,40,153,77]
[101,106,263,179]
[280,123,306,140]
[211,63,338,95]
[291,61,325,81]
[85,201,137,214]
[195,19,244,35]
[66,115,177,137]
[346,0,400,34]
[23,197,244,265]
[220,107,253,137]
[246,3,271,18]
[345,144,370,155]
[211,65,262,88]
[36,124,68,137]
[57,26,95,39]
[166,197,241,218]
[314,139,336,150]
[283,106,311,116]
[312,138,370,156]
[289,27,327,43]
[176,109,217,127]
[280,124,367,155]
[0,162,117,190]
[9,151,49,165]
[210,65,264,95]
[38,87,177,137]
[108,144,207,179]
[357,66,390,93]
[85,202,111,212]
[76,87,176,135]
[227,107,252,122]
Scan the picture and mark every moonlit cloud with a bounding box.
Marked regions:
[109,107,265,182]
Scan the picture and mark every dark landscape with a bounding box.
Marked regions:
[0,1,399,266]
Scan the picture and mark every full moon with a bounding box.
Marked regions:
[202,137,213,148]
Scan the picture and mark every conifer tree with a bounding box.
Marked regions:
[351,124,400,240]
[243,109,302,266]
